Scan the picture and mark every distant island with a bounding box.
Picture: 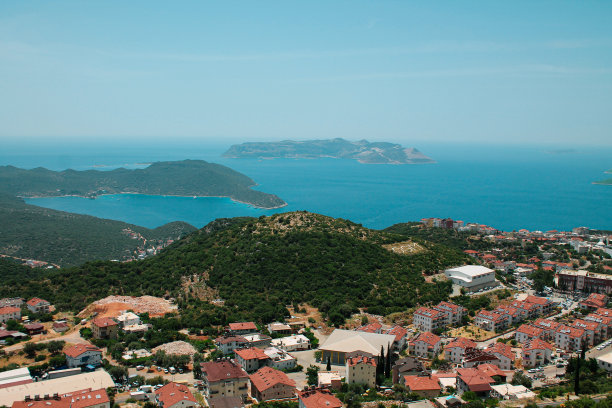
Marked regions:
[593,168,612,185]
[223,138,435,164]
[0,160,286,209]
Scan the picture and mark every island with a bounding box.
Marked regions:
[0,160,286,209]
[223,138,435,164]
[593,168,612,185]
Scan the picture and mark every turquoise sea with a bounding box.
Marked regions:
[1,142,611,232]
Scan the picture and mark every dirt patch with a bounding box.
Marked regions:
[287,304,333,334]
[447,324,495,341]
[79,295,178,318]
[382,240,425,255]
[152,341,196,356]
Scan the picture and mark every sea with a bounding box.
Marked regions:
[1,141,611,232]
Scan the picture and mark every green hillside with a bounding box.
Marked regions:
[0,193,196,266]
[0,212,470,325]
[0,160,286,209]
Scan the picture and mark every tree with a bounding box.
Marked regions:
[46,340,65,355]
[108,365,128,382]
[462,391,478,401]
[23,342,38,359]
[511,370,532,388]
[306,365,319,386]
[193,353,203,379]
[326,357,331,371]
[384,345,391,378]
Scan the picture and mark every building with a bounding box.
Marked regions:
[116,312,140,328]
[270,334,310,352]
[0,371,115,408]
[494,305,522,326]
[515,324,544,344]
[0,298,23,308]
[596,351,612,373]
[386,325,408,350]
[320,329,396,365]
[392,357,426,384]
[581,293,608,310]
[455,368,495,397]
[490,384,536,400]
[413,307,447,333]
[52,322,69,333]
[555,270,612,294]
[444,266,498,292]
[410,332,441,359]
[346,354,377,389]
[474,310,509,332]
[403,375,441,398]
[463,348,500,369]
[207,396,244,408]
[64,344,102,368]
[0,367,33,389]
[267,323,292,336]
[532,318,562,341]
[356,322,382,334]
[200,360,249,400]
[12,388,110,408]
[298,389,342,408]
[486,343,514,370]
[26,298,51,314]
[0,307,21,324]
[215,335,249,355]
[555,325,586,351]
[155,382,197,408]
[433,302,467,325]
[24,323,45,336]
[263,347,296,371]
[249,366,296,402]
[523,295,554,315]
[444,337,477,364]
[522,338,554,368]
[585,313,612,339]
[243,334,272,349]
[234,348,270,373]
[317,371,342,390]
[228,322,258,335]
[91,317,118,340]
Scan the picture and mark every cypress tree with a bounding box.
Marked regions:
[385,344,391,378]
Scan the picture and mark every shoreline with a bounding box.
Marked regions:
[592,181,612,185]
[21,192,288,210]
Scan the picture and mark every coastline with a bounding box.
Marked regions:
[592,181,612,185]
[21,192,288,210]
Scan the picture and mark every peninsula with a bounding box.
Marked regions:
[0,160,286,209]
[593,168,612,185]
[223,138,435,164]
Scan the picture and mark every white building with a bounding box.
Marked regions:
[263,347,297,370]
[413,307,446,333]
[116,311,140,328]
[444,265,498,291]
[410,332,441,359]
[596,351,612,372]
[64,344,102,368]
[271,334,311,351]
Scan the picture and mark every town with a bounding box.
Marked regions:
[1,220,612,408]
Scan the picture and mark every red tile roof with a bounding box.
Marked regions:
[594,308,612,318]
[476,363,506,378]
[64,343,101,358]
[215,335,248,345]
[414,307,445,319]
[299,389,343,408]
[516,324,544,338]
[249,366,295,392]
[523,338,554,352]
[413,331,441,347]
[347,355,377,367]
[571,319,600,332]
[476,310,507,322]
[386,325,408,342]
[201,360,249,382]
[444,336,477,350]
[155,382,196,408]
[63,388,110,408]
[581,293,608,308]
[487,342,514,361]
[26,298,49,307]
[404,375,441,391]
[556,324,585,339]
[228,322,257,331]
[436,301,464,313]
[456,368,494,392]
[533,318,562,331]
[356,322,382,333]
[12,399,70,408]
[235,347,269,361]
[91,317,117,328]
[0,306,20,315]
[524,295,551,306]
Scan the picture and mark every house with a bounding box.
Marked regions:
[317,371,342,390]
[475,363,507,382]
[91,317,118,339]
[510,301,539,320]
[52,321,69,333]
[200,360,249,399]
[23,323,45,336]
[249,366,296,402]
[410,332,441,359]
[263,347,296,371]
[267,323,292,336]
[26,298,51,314]
[356,322,383,334]
[403,375,441,398]
[523,295,554,315]
[386,325,408,350]
[490,384,536,400]
[596,351,612,373]
[0,298,23,309]
[207,397,244,408]
[243,334,273,349]
[65,344,102,368]
[431,372,458,393]
[215,335,249,355]
[522,338,554,368]
[571,319,603,347]
[433,301,467,325]
[413,307,447,333]
[585,313,612,339]
[234,348,270,372]
[155,382,197,408]
[270,334,310,352]
[494,305,522,326]
[298,389,342,408]
[532,318,562,341]
[116,311,140,328]
[320,329,396,365]
[580,293,608,310]
[228,322,258,335]
[444,337,477,364]
[463,348,500,369]
[346,354,377,389]
[12,388,110,408]
[474,310,509,332]
[486,342,514,370]
[456,368,495,396]
[0,307,21,324]
[392,356,426,384]
[515,324,544,344]
[555,325,586,351]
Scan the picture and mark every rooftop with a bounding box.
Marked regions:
[249,366,295,392]
[201,360,249,383]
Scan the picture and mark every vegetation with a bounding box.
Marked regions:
[0,193,196,266]
[0,160,285,208]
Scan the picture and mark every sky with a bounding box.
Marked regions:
[1,1,611,147]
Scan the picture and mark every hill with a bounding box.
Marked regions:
[0,212,470,325]
[224,138,435,164]
[0,160,286,209]
[0,193,196,267]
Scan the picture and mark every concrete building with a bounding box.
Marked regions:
[155,382,197,408]
[0,307,21,324]
[200,360,249,400]
[320,329,395,365]
[444,337,477,364]
[433,302,467,326]
[410,332,441,359]
[228,322,258,335]
[243,334,272,349]
[444,266,498,292]
[270,334,310,352]
[474,310,509,332]
[490,384,536,400]
[263,347,296,371]
[91,317,118,340]
[515,324,544,344]
[12,388,110,408]
[456,368,495,397]
[267,323,292,336]
[486,342,514,370]
[0,368,33,389]
[215,335,248,355]
[234,348,270,373]
[555,325,586,351]
[413,307,446,333]
[596,351,612,372]
[403,375,441,398]
[392,357,426,384]
[317,371,342,390]
[64,344,102,368]
[522,338,554,368]
[116,312,140,328]
[249,367,295,402]
[345,354,377,389]
[26,298,51,314]
[298,389,342,408]
[555,270,612,294]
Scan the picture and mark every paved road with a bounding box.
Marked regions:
[2,327,88,352]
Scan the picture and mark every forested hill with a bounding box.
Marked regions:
[0,193,196,267]
[0,212,470,324]
[0,160,286,209]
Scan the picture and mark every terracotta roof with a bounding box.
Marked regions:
[201,360,249,382]
[0,306,20,315]
[571,319,600,332]
[476,310,507,322]
[386,325,408,342]
[347,355,377,367]
[436,301,464,313]
[155,382,196,408]
[234,347,269,361]
[64,388,110,408]
[413,331,441,347]
[524,295,551,306]
[64,343,101,358]
[556,324,585,339]
[581,293,608,308]
[444,337,476,350]
[215,335,248,345]
[476,364,506,378]
[523,338,554,352]
[12,399,70,408]
[26,298,49,307]
[496,305,520,317]
[298,389,343,408]
[516,324,544,338]
[533,318,562,331]
[511,301,538,311]
[594,308,612,318]
[457,368,494,392]
[356,322,382,333]
[404,375,441,391]
[91,317,117,328]
[487,342,514,361]
[228,322,257,331]
[207,396,244,408]
[249,366,295,392]
[414,307,445,319]
[586,313,612,326]
[24,323,44,330]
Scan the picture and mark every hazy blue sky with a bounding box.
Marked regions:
[1,1,611,146]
